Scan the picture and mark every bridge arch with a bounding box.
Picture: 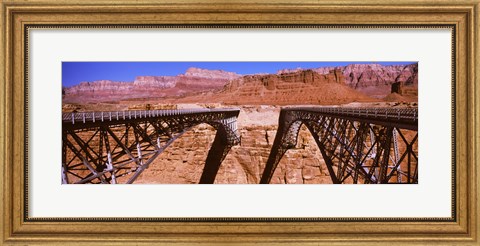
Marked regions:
[258,116,327,184]
[260,107,418,184]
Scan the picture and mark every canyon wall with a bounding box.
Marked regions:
[135,107,333,184]
[224,69,345,92]
[204,69,376,105]
[135,125,333,184]
[278,63,418,89]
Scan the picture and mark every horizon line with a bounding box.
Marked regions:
[62,61,417,87]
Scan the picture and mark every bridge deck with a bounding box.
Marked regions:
[63,108,240,125]
[285,107,418,130]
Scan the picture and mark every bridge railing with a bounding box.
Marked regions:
[62,108,240,124]
[291,107,418,122]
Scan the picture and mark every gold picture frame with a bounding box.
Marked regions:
[1,0,479,244]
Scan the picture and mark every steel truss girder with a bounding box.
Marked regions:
[62,109,240,184]
[260,108,418,184]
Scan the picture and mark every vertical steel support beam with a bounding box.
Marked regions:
[305,122,341,184]
[378,127,393,183]
[61,140,69,184]
[103,128,116,184]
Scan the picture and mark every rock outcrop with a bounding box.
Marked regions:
[391,81,417,97]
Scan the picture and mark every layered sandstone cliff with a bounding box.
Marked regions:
[191,69,376,105]
[278,63,418,89]
[65,80,134,94]
[133,76,177,88]
[183,67,240,80]
[224,69,345,92]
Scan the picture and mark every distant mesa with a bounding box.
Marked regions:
[133,76,177,88]
[63,67,241,103]
[176,67,242,90]
[66,80,133,94]
[183,67,241,80]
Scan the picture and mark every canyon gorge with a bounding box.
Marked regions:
[63,63,418,184]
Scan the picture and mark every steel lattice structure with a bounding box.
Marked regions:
[62,108,240,184]
[260,107,418,184]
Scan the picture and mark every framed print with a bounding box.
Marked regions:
[1,0,479,245]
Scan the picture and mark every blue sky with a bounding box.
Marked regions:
[62,61,416,87]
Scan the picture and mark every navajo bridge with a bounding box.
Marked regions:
[62,107,418,184]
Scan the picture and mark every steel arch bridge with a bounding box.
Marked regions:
[260,107,418,184]
[62,108,240,184]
